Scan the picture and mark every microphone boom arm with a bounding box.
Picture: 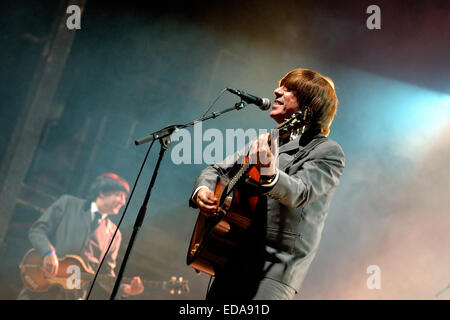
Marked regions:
[134,100,248,146]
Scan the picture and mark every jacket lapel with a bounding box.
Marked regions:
[278,137,302,171]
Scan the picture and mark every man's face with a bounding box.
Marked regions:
[270,86,299,124]
[97,191,127,215]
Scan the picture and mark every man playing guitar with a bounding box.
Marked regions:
[18,173,144,299]
[189,68,345,300]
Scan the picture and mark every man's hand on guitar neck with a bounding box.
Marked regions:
[195,188,218,215]
[122,276,144,297]
[42,252,59,278]
[194,133,278,215]
[249,133,278,178]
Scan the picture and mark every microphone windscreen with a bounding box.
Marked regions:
[260,98,271,111]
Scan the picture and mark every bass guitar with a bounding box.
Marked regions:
[20,248,189,295]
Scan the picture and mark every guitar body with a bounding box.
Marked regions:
[20,249,191,294]
[19,249,92,292]
[187,160,262,276]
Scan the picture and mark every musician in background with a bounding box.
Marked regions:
[190,68,345,300]
[18,173,144,299]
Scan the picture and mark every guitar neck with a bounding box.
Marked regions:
[92,274,166,289]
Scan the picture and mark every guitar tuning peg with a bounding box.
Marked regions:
[178,276,183,282]
[170,289,175,295]
[177,289,182,295]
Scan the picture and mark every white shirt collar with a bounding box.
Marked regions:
[90,202,107,220]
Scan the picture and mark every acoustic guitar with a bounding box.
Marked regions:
[187,108,312,275]
[20,249,189,295]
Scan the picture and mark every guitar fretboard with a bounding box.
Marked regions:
[224,161,251,197]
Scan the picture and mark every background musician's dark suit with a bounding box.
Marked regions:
[190,68,345,300]
[17,173,144,299]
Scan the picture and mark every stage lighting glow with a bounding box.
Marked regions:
[335,69,450,162]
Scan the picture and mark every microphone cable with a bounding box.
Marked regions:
[85,138,155,300]
[201,88,228,118]
[86,88,228,300]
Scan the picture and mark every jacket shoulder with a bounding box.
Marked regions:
[50,194,87,215]
[56,194,85,203]
[310,137,345,159]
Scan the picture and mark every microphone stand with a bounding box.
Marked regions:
[109,100,248,300]
[435,283,450,298]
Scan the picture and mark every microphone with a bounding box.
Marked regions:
[226,88,271,111]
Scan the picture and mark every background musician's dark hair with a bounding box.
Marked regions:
[88,173,130,201]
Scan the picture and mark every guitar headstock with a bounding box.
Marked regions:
[165,276,190,295]
[275,107,313,139]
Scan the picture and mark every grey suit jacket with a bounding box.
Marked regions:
[190,132,345,292]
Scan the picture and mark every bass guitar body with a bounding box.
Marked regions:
[20,249,191,294]
[19,249,91,292]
